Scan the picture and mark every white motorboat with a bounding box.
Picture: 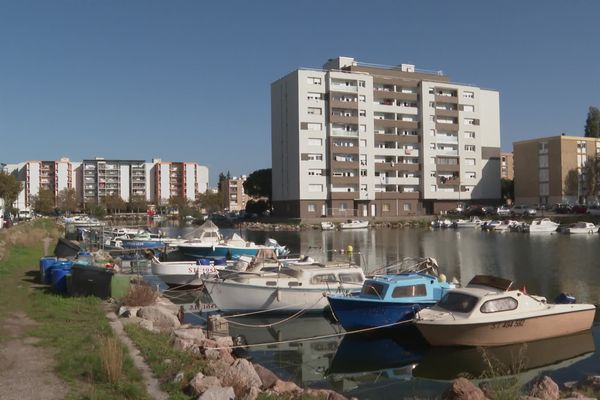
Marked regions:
[526,218,559,233]
[481,220,501,231]
[339,220,369,230]
[565,221,599,234]
[203,262,366,313]
[151,258,224,288]
[415,275,596,347]
[453,217,482,228]
[493,220,518,232]
[321,221,336,230]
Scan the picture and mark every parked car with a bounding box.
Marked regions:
[554,203,572,214]
[587,204,600,215]
[511,204,537,217]
[465,205,485,216]
[571,204,588,214]
[496,205,511,217]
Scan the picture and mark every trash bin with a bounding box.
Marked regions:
[51,267,71,294]
[44,260,74,285]
[70,264,114,299]
[53,238,80,258]
[111,274,132,299]
[39,256,57,283]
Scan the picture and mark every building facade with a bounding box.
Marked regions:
[271,56,501,218]
[220,176,249,212]
[3,157,209,210]
[514,135,600,206]
[501,152,514,180]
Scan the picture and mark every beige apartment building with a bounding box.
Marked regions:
[514,135,600,206]
[271,56,501,218]
[220,176,248,212]
[501,152,514,180]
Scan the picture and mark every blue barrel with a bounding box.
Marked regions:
[197,258,211,265]
[214,257,227,266]
[39,256,57,283]
[51,267,71,294]
[44,260,74,285]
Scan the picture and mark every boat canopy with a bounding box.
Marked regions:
[467,275,513,291]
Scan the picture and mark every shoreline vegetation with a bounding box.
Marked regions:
[1,219,599,400]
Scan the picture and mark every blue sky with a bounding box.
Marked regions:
[1,1,599,186]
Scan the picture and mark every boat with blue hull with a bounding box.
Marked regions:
[327,260,455,331]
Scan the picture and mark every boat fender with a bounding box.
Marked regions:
[276,288,281,302]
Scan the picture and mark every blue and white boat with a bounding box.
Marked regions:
[327,258,455,331]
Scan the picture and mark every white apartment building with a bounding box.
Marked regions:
[2,157,209,210]
[271,57,500,218]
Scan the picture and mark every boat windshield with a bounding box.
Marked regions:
[437,292,479,313]
[392,284,427,298]
[361,282,386,299]
[339,272,364,283]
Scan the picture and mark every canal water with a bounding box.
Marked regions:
[163,226,600,399]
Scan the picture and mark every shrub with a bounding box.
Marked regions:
[121,282,159,307]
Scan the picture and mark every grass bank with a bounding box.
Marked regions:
[0,220,149,399]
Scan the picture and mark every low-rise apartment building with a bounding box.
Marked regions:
[514,135,600,206]
[271,56,501,218]
[219,176,248,212]
[501,152,514,180]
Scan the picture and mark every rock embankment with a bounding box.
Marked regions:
[118,298,349,400]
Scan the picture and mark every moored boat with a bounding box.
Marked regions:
[321,221,336,230]
[415,275,596,347]
[339,219,369,230]
[203,262,365,313]
[327,261,455,331]
[526,218,559,233]
[564,221,599,234]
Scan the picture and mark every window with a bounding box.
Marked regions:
[307,92,322,101]
[403,203,412,211]
[464,131,476,139]
[360,169,367,176]
[307,76,322,85]
[307,107,322,115]
[539,169,549,182]
[430,185,437,192]
[359,95,366,102]
[339,273,364,283]
[306,153,322,161]
[382,203,390,212]
[465,171,476,179]
[465,158,476,166]
[361,282,386,298]
[306,122,322,131]
[308,169,322,176]
[307,204,316,212]
[463,104,474,112]
[465,145,476,152]
[392,284,426,298]
[308,138,322,146]
[360,124,366,133]
[359,109,366,117]
[540,182,549,196]
[360,139,367,147]
[539,154,548,168]
[464,118,475,125]
[358,80,366,88]
[463,91,474,99]
[438,292,478,313]
[311,274,337,284]
[308,184,323,192]
[480,297,518,313]
[538,142,548,153]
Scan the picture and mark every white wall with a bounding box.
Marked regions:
[184,163,195,201]
[120,165,130,202]
[197,165,209,194]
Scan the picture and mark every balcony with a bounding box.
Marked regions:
[435,149,459,157]
[435,109,459,118]
[331,145,359,155]
[331,129,359,138]
[434,94,458,103]
[436,163,460,172]
[374,119,419,130]
[331,175,360,185]
[330,159,358,169]
[435,135,458,144]
[388,177,420,185]
[375,163,420,172]
[438,176,460,186]
[435,122,459,132]
[374,191,420,200]
[330,83,357,93]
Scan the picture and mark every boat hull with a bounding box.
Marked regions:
[151,261,219,288]
[328,295,434,331]
[120,239,165,249]
[416,307,596,347]
[204,280,338,313]
[178,245,259,259]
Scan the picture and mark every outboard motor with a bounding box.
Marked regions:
[554,292,576,304]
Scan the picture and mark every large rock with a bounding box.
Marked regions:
[241,386,261,400]
[189,372,222,396]
[172,327,205,342]
[253,363,279,389]
[172,337,195,352]
[205,348,235,365]
[272,379,301,394]
[577,375,600,392]
[213,335,234,348]
[138,305,181,330]
[138,319,156,332]
[442,378,486,400]
[303,388,348,400]
[529,376,559,400]
[198,386,235,400]
[220,359,262,397]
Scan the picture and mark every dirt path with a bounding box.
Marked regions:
[0,312,68,400]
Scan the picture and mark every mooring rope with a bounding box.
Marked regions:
[222,297,324,328]
[208,318,415,350]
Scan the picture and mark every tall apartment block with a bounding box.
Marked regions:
[514,135,600,206]
[154,160,209,204]
[501,152,514,180]
[271,57,501,218]
[4,158,76,209]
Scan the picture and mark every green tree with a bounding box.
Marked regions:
[102,193,126,214]
[564,169,579,197]
[0,171,22,212]
[195,191,223,213]
[168,195,188,214]
[127,194,148,213]
[32,189,56,215]
[585,106,600,138]
[57,188,79,214]
[500,179,514,203]
[243,168,272,199]
[582,157,600,202]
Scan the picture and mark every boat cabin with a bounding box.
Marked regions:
[359,273,453,303]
